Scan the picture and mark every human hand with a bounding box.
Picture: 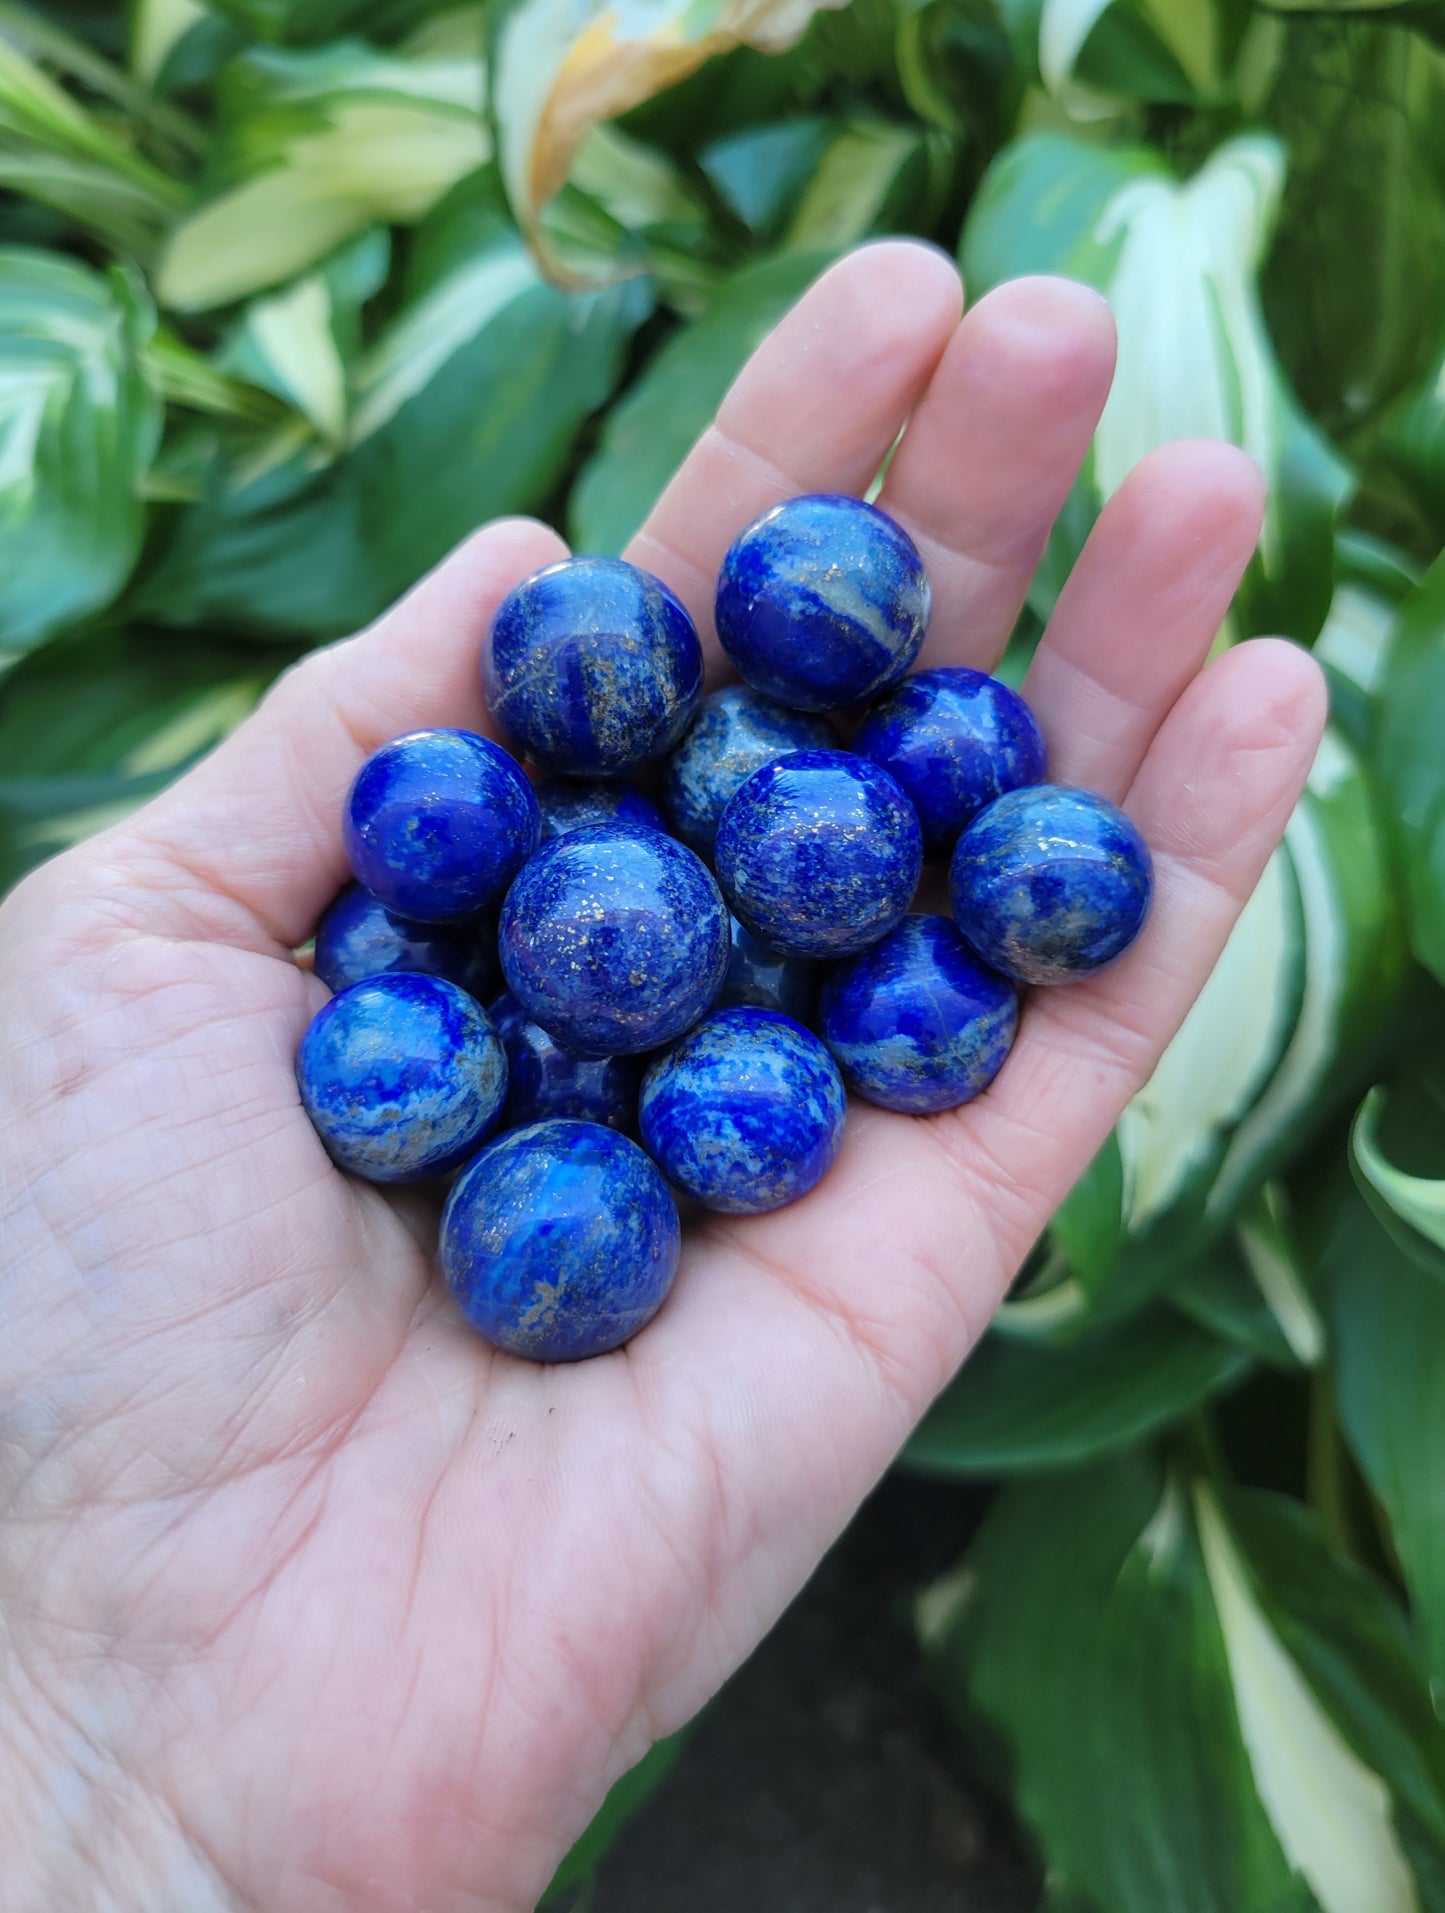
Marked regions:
[0,244,1325,1911]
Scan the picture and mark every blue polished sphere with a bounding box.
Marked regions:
[342,728,539,924]
[640,1007,846,1215]
[536,780,666,842]
[820,915,1017,1114]
[717,916,821,1025]
[296,973,507,1182]
[949,785,1153,985]
[663,687,836,858]
[715,750,922,959]
[499,824,729,1055]
[440,1119,680,1360]
[488,990,640,1133]
[484,556,704,778]
[853,667,1047,859]
[313,883,499,1001]
[715,494,929,713]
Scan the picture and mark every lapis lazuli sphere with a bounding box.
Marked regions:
[715,750,922,959]
[440,1119,680,1360]
[717,916,820,1026]
[536,780,666,842]
[296,973,507,1182]
[820,915,1017,1114]
[488,990,640,1133]
[499,824,729,1055]
[312,883,498,1001]
[663,687,836,858]
[715,494,930,713]
[949,785,1153,985]
[484,556,704,778]
[640,1007,846,1215]
[342,728,539,924]
[853,667,1047,859]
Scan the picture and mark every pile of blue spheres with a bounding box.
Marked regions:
[296,496,1153,1364]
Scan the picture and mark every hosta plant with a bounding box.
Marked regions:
[1,0,1443,1904]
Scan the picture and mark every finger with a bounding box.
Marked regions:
[625,240,963,666]
[953,636,1328,1282]
[632,640,1325,1587]
[875,274,1116,669]
[1024,439,1266,797]
[83,518,569,952]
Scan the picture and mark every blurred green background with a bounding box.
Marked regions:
[2,0,1445,1905]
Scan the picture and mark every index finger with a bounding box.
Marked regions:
[625,241,964,672]
[41,518,568,954]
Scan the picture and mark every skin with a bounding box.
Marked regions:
[0,244,1325,1911]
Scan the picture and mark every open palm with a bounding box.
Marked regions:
[0,245,1324,1912]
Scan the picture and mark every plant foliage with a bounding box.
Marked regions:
[2,0,1443,1899]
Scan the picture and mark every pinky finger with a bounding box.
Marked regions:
[954,637,1329,1274]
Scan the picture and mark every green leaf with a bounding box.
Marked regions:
[1204,730,1407,1222]
[1231,1189,1325,1365]
[1115,837,1304,1241]
[1264,19,1445,443]
[190,223,387,442]
[1336,527,1424,603]
[1038,819,1306,1321]
[568,248,833,556]
[138,216,645,638]
[1162,1188,1323,1368]
[1326,1185,1445,1706]
[1001,0,1249,119]
[902,1298,1251,1476]
[146,7,249,95]
[201,0,460,47]
[1266,0,1445,11]
[130,0,208,88]
[348,224,538,441]
[1352,1087,1445,1280]
[0,625,272,888]
[490,0,851,268]
[1049,1131,1126,1292]
[568,120,707,242]
[1168,1237,1300,1367]
[923,1457,1308,1911]
[1314,536,1419,753]
[1376,341,1445,550]
[783,117,925,250]
[895,0,1023,145]
[0,149,177,253]
[1375,551,1445,985]
[0,249,162,653]
[963,130,1353,642]
[961,131,1159,290]
[1223,1486,1445,1856]
[540,1730,690,1902]
[0,24,184,221]
[923,1455,1445,1913]
[1196,1488,1445,1910]
[1041,722,1403,1321]
[1236,388,1356,647]
[156,35,489,310]
[146,322,287,423]
[222,273,349,443]
[699,116,831,234]
[0,0,206,159]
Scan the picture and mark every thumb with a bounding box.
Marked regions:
[50,517,567,955]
